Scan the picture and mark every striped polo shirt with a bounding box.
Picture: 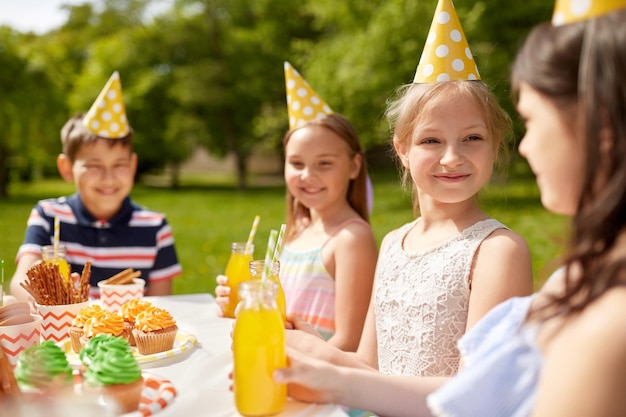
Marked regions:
[15,193,182,297]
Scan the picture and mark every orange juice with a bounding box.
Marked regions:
[47,259,70,282]
[249,260,286,323]
[41,245,70,282]
[223,242,254,318]
[233,281,286,416]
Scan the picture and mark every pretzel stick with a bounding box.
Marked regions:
[78,262,91,302]
[0,348,19,399]
[101,268,134,285]
[22,262,90,305]
[101,268,141,285]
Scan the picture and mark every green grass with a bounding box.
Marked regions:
[0,169,567,295]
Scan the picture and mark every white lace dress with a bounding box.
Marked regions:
[374,218,507,377]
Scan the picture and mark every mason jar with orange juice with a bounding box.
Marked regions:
[41,245,70,282]
[233,280,286,416]
[223,242,254,318]
[249,260,286,323]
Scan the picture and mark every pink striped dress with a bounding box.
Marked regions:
[279,218,368,340]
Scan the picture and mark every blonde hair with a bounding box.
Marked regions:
[385,81,511,211]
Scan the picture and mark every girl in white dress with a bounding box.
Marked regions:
[284,0,533,385]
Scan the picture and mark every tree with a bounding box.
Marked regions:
[0,0,553,197]
[0,28,65,197]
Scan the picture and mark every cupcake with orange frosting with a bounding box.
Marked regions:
[80,310,126,346]
[132,306,177,355]
[119,299,153,346]
[69,304,103,353]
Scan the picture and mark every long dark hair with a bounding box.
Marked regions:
[512,10,626,316]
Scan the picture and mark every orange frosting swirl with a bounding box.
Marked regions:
[120,299,153,322]
[71,304,104,328]
[134,306,176,331]
[84,310,125,337]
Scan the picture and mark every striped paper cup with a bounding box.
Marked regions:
[98,278,146,312]
[0,314,42,366]
[36,301,89,343]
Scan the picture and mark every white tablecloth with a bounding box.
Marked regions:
[140,294,348,417]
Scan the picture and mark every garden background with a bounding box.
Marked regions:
[0,0,567,294]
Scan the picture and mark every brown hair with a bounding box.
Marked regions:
[282,113,369,242]
[512,10,626,317]
[385,80,511,213]
[60,113,133,162]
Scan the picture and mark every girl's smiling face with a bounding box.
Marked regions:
[394,93,495,205]
[284,125,361,215]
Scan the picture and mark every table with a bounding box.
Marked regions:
[139,294,348,417]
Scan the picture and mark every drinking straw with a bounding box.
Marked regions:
[245,215,260,252]
[262,229,278,283]
[53,216,60,259]
[273,224,286,262]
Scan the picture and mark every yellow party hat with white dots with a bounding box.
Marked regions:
[284,62,334,130]
[552,0,626,25]
[82,71,130,139]
[413,0,480,83]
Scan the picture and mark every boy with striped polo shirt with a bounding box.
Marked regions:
[10,71,182,302]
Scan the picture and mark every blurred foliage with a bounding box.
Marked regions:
[0,171,566,295]
[0,0,553,196]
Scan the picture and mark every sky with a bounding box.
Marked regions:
[0,0,92,34]
[0,0,172,34]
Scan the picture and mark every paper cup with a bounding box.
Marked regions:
[36,301,90,343]
[0,314,43,366]
[98,278,145,312]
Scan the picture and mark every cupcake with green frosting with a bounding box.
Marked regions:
[14,341,73,391]
[82,336,144,413]
[79,333,131,370]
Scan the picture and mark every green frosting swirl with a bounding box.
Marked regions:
[80,333,130,367]
[83,336,141,386]
[14,341,73,389]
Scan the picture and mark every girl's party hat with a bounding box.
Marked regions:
[284,61,334,130]
[413,0,480,83]
[552,0,626,25]
[82,71,130,139]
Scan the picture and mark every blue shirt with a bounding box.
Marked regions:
[427,295,540,417]
[16,193,182,296]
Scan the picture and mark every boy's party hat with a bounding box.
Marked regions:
[552,0,626,25]
[413,0,480,83]
[284,61,334,130]
[82,71,130,139]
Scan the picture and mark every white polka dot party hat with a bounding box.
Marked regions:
[284,61,334,130]
[82,71,130,139]
[413,0,479,83]
[552,0,626,25]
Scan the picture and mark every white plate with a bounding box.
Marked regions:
[60,330,197,368]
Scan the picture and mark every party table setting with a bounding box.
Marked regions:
[1,292,349,417]
[0,218,350,416]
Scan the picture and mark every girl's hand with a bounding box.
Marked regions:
[285,317,343,366]
[286,315,323,337]
[274,347,337,404]
[215,275,230,317]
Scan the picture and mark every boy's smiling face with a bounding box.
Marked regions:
[58,138,137,221]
